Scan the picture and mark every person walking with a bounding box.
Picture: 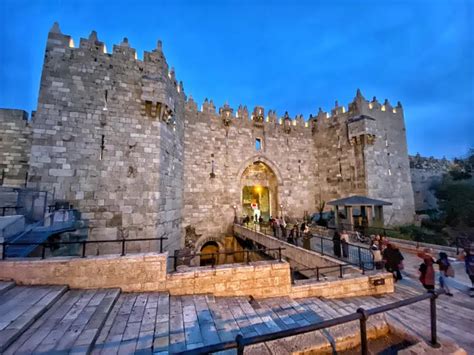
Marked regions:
[288,225,298,245]
[436,252,454,296]
[333,231,342,257]
[340,231,349,258]
[417,248,436,291]
[383,243,404,281]
[459,248,474,297]
[280,219,287,240]
[370,240,383,270]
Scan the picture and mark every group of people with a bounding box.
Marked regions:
[417,247,474,296]
[268,217,310,246]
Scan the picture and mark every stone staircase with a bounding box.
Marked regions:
[0,279,472,354]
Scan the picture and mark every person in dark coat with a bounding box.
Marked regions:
[288,225,298,245]
[383,243,404,281]
[333,232,342,257]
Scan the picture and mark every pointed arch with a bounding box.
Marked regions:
[236,154,284,186]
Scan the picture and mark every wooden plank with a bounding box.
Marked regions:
[4,290,82,354]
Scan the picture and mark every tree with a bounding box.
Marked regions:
[434,149,474,228]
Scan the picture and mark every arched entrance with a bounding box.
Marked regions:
[240,161,279,221]
[200,241,220,266]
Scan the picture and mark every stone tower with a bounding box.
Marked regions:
[27,23,185,254]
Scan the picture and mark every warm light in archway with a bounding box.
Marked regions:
[254,186,262,193]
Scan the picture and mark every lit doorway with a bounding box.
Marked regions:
[200,241,219,266]
[240,161,278,222]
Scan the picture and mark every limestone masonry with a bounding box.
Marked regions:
[0,24,415,254]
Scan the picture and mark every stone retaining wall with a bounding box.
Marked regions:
[292,272,394,299]
[0,252,393,298]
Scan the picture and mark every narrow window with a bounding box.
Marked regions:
[145,101,152,116]
[99,135,105,160]
[255,138,262,151]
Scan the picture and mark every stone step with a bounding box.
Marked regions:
[0,284,67,352]
[0,281,15,296]
[4,288,120,354]
[92,291,170,354]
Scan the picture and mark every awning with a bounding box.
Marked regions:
[327,195,392,207]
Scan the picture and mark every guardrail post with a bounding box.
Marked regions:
[278,247,282,261]
[159,238,163,253]
[316,267,320,281]
[430,292,441,348]
[356,308,368,355]
[121,239,126,256]
[41,244,46,259]
[0,238,4,260]
[339,264,343,278]
[173,256,178,271]
[358,247,362,268]
[236,334,244,355]
[81,241,86,258]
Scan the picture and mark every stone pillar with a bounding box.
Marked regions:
[347,206,354,230]
[366,206,373,226]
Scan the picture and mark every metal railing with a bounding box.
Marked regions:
[180,289,445,355]
[237,223,374,271]
[168,247,284,271]
[0,206,22,216]
[1,237,168,260]
[293,260,385,283]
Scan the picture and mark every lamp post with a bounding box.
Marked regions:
[233,205,238,224]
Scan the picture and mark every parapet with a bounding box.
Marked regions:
[43,22,181,96]
[0,109,29,122]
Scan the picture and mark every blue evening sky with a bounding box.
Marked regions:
[1,0,473,158]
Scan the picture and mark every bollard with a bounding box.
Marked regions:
[236,334,244,355]
[430,292,441,348]
[357,308,369,355]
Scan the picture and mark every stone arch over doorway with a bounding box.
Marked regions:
[239,156,281,222]
[193,235,226,266]
[236,155,284,186]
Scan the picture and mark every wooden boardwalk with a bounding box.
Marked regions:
[0,284,67,352]
[0,275,473,354]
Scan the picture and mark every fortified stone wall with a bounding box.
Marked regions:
[183,100,317,242]
[0,23,416,253]
[409,154,452,211]
[26,24,185,254]
[0,109,31,187]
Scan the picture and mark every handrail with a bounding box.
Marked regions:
[168,247,284,271]
[1,237,168,260]
[294,263,353,281]
[179,289,445,355]
[236,223,374,271]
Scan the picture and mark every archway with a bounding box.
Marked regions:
[200,241,219,266]
[240,161,279,221]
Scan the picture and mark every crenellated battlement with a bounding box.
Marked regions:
[184,88,404,138]
[44,23,184,99]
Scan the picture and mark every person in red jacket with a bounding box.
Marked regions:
[418,248,436,291]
